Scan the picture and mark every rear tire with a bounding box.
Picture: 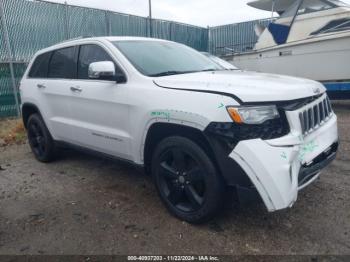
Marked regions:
[26,114,56,163]
[151,136,224,223]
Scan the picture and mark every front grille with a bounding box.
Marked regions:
[299,96,333,135]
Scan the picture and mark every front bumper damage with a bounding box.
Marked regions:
[229,112,338,212]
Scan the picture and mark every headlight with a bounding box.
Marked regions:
[226,105,279,124]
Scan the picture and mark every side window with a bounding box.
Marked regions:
[78,44,126,82]
[28,52,51,78]
[48,46,77,79]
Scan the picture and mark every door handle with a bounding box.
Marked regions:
[37,84,46,89]
[70,86,82,92]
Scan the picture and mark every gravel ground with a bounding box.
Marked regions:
[0,102,349,256]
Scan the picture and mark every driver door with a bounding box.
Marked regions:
[68,44,132,160]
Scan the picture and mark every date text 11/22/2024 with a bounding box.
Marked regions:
[127,255,220,261]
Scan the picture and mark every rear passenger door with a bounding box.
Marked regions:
[33,46,78,142]
[68,44,131,160]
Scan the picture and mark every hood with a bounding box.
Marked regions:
[153,70,326,103]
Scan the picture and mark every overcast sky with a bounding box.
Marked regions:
[47,0,350,27]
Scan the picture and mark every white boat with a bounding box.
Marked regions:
[228,0,350,82]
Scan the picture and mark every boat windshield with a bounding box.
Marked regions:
[266,0,347,45]
[281,0,347,18]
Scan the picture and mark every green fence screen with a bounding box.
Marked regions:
[0,63,26,117]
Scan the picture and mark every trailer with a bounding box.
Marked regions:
[324,82,350,100]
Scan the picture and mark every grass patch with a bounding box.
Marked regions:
[0,118,27,146]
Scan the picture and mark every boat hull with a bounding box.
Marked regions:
[229,34,350,82]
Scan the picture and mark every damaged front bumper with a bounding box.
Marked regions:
[229,113,338,212]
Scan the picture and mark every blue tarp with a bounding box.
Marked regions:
[324,82,350,91]
[268,23,290,45]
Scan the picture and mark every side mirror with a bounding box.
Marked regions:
[88,61,116,80]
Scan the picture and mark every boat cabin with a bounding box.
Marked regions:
[248,0,350,49]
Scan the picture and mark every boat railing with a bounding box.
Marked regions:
[311,19,350,36]
[212,42,257,57]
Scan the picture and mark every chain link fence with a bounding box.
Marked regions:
[0,0,210,118]
[208,18,274,56]
[0,0,267,118]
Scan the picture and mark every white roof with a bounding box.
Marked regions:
[38,36,169,52]
[248,0,348,12]
[247,0,296,12]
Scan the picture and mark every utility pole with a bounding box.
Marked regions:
[149,0,152,37]
[64,1,70,39]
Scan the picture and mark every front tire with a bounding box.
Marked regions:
[151,136,224,223]
[27,114,56,163]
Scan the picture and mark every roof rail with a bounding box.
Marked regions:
[59,35,94,44]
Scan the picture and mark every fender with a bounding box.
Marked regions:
[21,102,44,128]
[21,102,59,141]
[139,109,210,163]
[139,111,254,189]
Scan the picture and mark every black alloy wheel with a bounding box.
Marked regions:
[152,136,224,223]
[28,121,46,157]
[27,114,56,162]
[158,147,206,212]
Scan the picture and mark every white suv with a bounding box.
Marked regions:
[20,37,339,223]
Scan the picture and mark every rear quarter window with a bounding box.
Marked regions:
[28,52,52,78]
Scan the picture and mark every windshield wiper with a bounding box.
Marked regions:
[149,68,221,77]
[149,70,196,77]
[200,68,218,72]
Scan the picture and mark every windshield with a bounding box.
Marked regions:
[281,0,347,18]
[112,40,223,77]
[202,53,238,70]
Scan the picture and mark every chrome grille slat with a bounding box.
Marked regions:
[324,100,329,117]
[320,101,325,121]
[316,104,320,126]
[308,108,314,130]
[303,111,308,132]
[313,105,319,127]
[326,97,332,116]
[299,113,305,134]
[298,95,333,135]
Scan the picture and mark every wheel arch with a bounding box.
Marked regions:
[22,103,43,128]
[142,121,256,192]
[143,122,219,176]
